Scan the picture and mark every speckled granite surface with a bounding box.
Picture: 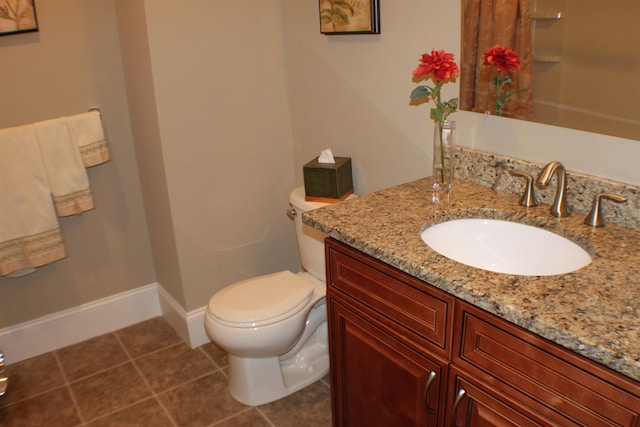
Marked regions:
[303,178,640,382]
[454,146,640,229]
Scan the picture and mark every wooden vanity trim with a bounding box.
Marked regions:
[326,239,455,357]
[454,302,640,426]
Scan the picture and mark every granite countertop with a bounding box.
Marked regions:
[303,178,640,382]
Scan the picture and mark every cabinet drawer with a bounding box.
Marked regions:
[326,238,454,355]
[456,302,640,427]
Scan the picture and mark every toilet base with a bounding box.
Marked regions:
[227,321,329,406]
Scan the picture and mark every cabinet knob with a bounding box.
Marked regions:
[423,370,437,414]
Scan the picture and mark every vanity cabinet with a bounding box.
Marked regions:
[325,238,640,427]
[326,237,454,426]
[452,302,640,426]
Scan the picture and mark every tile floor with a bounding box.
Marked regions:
[0,317,333,426]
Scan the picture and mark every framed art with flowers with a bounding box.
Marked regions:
[0,0,38,36]
[320,0,380,35]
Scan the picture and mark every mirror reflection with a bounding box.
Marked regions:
[461,0,640,141]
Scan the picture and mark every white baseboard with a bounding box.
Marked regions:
[0,283,162,364]
[157,285,210,349]
[0,283,212,365]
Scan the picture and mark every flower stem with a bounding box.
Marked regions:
[438,121,446,183]
[495,72,504,116]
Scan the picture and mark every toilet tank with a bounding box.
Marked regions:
[289,187,356,281]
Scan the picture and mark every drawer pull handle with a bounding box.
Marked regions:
[451,388,467,427]
[423,370,437,414]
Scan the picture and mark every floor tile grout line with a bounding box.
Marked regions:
[0,383,68,408]
[197,345,228,377]
[113,333,180,427]
[2,318,332,427]
[64,359,132,385]
[112,328,135,361]
[0,352,74,407]
[152,369,224,397]
[112,331,237,426]
[254,406,279,427]
[208,407,268,426]
[52,350,87,425]
[149,368,251,425]
[112,329,182,361]
[79,396,166,426]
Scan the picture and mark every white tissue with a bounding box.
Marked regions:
[318,148,335,164]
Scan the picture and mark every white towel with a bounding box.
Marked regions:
[34,118,95,217]
[65,111,110,167]
[0,124,66,276]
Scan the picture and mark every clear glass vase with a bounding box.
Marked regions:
[429,120,455,203]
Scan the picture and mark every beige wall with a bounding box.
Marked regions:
[1,0,638,331]
[120,0,300,311]
[282,0,640,190]
[0,0,155,327]
[283,0,466,193]
[114,0,185,306]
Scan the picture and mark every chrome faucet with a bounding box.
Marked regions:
[536,161,571,217]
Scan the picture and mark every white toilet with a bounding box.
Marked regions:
[204,186,354,406]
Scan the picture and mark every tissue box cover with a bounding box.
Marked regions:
[303,156,353,202]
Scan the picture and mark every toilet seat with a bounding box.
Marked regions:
[208,271,315,328]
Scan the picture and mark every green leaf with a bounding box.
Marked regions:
[410,86,432,99]
[431,108,443,123]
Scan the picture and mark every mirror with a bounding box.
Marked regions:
[461,0,640,141]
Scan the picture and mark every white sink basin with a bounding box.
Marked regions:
[420,219,592,276]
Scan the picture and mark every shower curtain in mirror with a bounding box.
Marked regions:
[461,0,533,119]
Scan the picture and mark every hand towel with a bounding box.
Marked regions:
[0,124,66,276]
[65,111,110,167]
[34,118,95,217]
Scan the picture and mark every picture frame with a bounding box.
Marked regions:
[0,0,38,36]
[320,0,380,35]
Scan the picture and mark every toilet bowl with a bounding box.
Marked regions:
[204,187,355,406]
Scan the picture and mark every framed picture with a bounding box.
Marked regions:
[0,0,38,36]
[320,0,380,35]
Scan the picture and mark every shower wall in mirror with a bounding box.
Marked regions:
[461,0,640,141]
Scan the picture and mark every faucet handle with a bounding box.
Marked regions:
[584,193,627,228]
[509,169,538,207]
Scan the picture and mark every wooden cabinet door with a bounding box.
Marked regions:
[454,302,640,426]
[329,297,446,427]
[448,368,553,427]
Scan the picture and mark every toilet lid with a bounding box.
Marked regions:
[208,271,316,327]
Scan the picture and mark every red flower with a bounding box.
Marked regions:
[413,49,460,82]
[482,45,521,73]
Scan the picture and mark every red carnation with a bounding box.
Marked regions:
[413,49,460,82]
[482,45,521,73]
